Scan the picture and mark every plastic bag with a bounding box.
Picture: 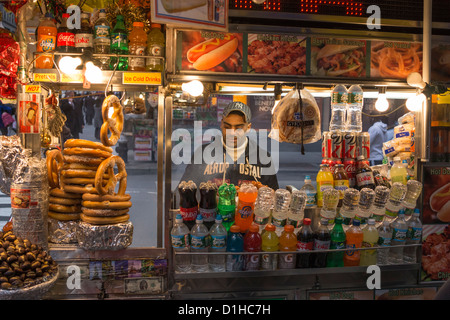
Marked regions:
[269,88,321,146]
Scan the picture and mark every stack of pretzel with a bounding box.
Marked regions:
[46,94,132,225]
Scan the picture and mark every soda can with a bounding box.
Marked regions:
[343,159,356,188]
[330,131,344,159]
[357,132,370,159]
[343,132,357,159]
[322,131,331,158]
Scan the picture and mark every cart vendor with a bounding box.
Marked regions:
[179,101,279,190]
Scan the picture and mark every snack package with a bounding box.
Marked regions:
[393,122,414,145]
[398,112,415,125]
[269,88,321,145]
[382,140,399,158]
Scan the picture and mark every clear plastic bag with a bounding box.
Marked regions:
[269,88,321,146]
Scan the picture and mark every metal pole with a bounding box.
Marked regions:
[421,0,432,163]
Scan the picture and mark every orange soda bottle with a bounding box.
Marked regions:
[128,21,147,71]
[278,224,297,269]
[343,219,364,266]
[35,13,57,69]
[235,183,258,233]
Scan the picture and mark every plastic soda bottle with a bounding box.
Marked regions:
[359,219,379,266]
[278,224,297,269]
[36,13,57,69]
[330,84,348,132]
[377,219,392,265]
[316,164,334,207]
[170,214,191,273]
[226,225,244,271]
[261,224,279,270]
[218,183,236,231]
[235,183,258,233]
[326,217,346,267]
[272,189,292,231]
[296,218,314,268]
[390,157,408,185]
[319,188,339,228]
[243,224,262,271]
[287,189,307,229]
[75,12,93,55]
[146,23,165,72]
[128,21,147,71]
[387,211,408,264]
[333,164,349,207]
[313,219,331,268]
[300,175,316,207]
[56,12,75,67]
[178,180,198,230]
[253,186,274,232]
[190,214,209,272]
[93,9,111,70]
[343,219,364,266]
[346,84,363,132]
[209,214,227,272]
[110,15,128,70]
[199,182,218,230]
[404,209,422,263]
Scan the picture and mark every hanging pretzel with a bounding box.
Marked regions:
[100,95,124,146]
[95,156,127,195]
[46,149,64,188]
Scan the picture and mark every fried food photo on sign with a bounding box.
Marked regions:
[181,31,243,72]
[371,41,422,79]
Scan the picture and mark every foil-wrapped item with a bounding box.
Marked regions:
[76,221,134,250]
[0,135,27,195]
[48,218,79,244]
[0,268,59,300]
[11,155,49,251]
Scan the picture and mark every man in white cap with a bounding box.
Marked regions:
[179,101,279,190]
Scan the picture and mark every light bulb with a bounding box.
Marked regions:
[375,93,389,112]
[406,92,426,112]
[58,56,82,74]
[406,72,426,89]
[181,80,204,97]
[84,61,102,83]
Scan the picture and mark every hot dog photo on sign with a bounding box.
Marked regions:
[180,31,243,72]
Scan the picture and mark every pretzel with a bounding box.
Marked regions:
[100,95,124,146]
[63,147,112,159]
[81,213,130,225]
[82,200,132,210]
[61,169,105,178]
[61,177,110,186]
[95,156,127,195]
[49,203,82,213]
[63,155,104,166]
[82,193,131,202]
[50,187,82,199]
[49,196,81,206]
[63,184,98,194]
[64,139,113,153]
[48,211,81,221]
[46,149,64,188]
[62,163,100,171]
[81,207,130,217]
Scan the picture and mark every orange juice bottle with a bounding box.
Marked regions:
[343,219,364,266]
[316,164,334,207]
[235,183,257,233]
[35,13,57,69]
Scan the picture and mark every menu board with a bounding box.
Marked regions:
[176,30,450,83]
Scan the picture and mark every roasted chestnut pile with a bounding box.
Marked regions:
[0,231,58,290]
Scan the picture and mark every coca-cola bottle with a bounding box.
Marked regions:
[56,13,75,64]
[355,155,376,191]
[75,12,94,56]
[312,218,331,268]
[296,218,314,268]
[199,181,217,230]
[178,180,199,230]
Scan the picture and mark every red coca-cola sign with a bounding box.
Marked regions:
[57,32,75,47]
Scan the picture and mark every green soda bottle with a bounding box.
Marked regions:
[217,183,236,231]
[326,217,346,267]
[109,15,128,70]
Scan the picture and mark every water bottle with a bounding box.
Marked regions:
[369,186,390,227]
[253,186,274,233]
[346,84,363,132]
[354,187,375,228]
[226,225,244,271]
[330,84,347,132]
[402,180,423,210]
[319,188,339,229]
[384,182,408,224]
[338,188,360,231]
[190,214,209,272]
[209,214,227,272]
[272,189,291,233]
[387,212,408,264]
[93,9,110,70]
[377,219,392,265]
[170,214,191,272]
[300,175,316,207]
[404,209,422,263]
[287,189,307,230]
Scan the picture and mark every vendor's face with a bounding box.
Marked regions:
[221,113,251,148]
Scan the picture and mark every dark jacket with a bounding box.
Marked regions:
[180,137,279,190]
